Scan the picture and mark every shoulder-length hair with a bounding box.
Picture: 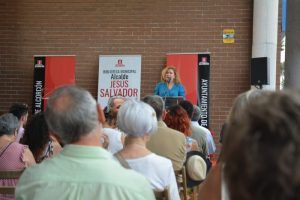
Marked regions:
[21,112,50,162]
[164,104,191,136]
[221,90,300,200]
[161,66,181,84]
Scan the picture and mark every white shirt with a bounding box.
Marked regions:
[102,128,123,154]
[126,153,180,200]
[191,121,216,154]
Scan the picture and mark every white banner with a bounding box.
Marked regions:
[98,55,141,108]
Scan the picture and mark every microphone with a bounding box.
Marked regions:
[166,77,172,83]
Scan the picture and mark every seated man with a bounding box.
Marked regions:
[142,95,186,171]
[191,105,216,156]
[16,86,155,200]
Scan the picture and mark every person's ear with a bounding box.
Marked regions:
[20,114,28,124]
[97,104,106,124]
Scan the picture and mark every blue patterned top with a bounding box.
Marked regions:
[154,82,186,99]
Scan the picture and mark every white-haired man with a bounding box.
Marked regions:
[16,86,155,200]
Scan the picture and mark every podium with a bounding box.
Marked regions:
[163,96,184,109]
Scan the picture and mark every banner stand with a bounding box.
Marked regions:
[167,53,211,128]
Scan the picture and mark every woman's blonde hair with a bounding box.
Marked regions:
[161,66,181,84]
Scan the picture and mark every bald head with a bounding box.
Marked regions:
[45,86,99,144]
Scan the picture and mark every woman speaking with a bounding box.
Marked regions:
[154,66,186,99]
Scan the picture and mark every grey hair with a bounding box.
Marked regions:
[142,95,165,120]
[45,85,99,144]
[106,96,126,113]
[0,113,19,136]
[191,105,201,121]
[222,90,300,200]
[228,89,268,122]
[117,100,158,136]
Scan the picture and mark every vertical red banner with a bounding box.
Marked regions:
[32,56,76,114]
[166,53,211,128]
[166,53,198,104]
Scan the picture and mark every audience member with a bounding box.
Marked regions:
[221,90,300,200]
[179,100,208,156]
[9,103,29,142]
[198,89,267,200]
[164,104,199,152]
[116,100,180,200]
[185,150,212,188]
[0,113,35,199]
[15,86,155,200]
[103,96,126,154]
[0,113,36,169]
[21,112,62,163]
[220,89,265,146]
[191,105,216,156]
[142,95,186,171]
[104,96,126,128]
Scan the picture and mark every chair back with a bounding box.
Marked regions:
[174,166,188,200]
[0,170,24,195]
[154,187,170,200]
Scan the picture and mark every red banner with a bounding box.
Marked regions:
[166,53,210,128]
[167,54,198,104]
[32,56,76,114]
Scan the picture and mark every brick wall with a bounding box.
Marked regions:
[0,0,281,151]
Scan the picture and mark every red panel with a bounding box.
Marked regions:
[44,56,76,110]
[167,54,198,104]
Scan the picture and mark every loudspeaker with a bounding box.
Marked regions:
[251,57,268,85]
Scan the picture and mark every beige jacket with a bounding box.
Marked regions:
[147,121,186,171]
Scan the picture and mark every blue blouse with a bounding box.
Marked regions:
[154,82,186,99]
